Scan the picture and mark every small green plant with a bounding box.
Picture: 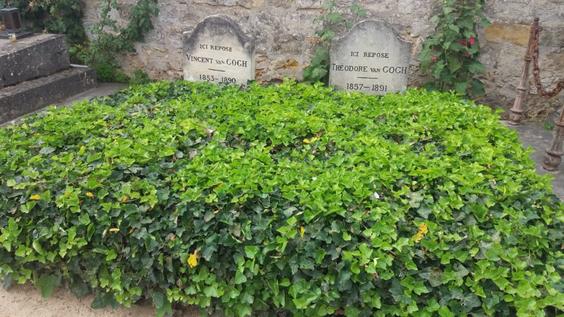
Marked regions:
[0,81,562,316]
[1,0,86,45]
[85,0,159,82]
[92,62,130,83]
[129,69,152,85]
[303,0,366,84]
[543,120,555,131]
[419,0,489,97]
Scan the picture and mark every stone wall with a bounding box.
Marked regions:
[82,0,564,117]
[481,0,564,117]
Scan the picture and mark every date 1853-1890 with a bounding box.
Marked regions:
[345,83,388,92]
[199,74,237,84]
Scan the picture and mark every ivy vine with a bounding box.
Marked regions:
[83,0,159,82]
[419,0,490,97]
[303,0,366,84]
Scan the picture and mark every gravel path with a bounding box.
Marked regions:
[510,122,564,200]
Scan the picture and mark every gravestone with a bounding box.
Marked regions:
[183,16,255,86]
[329,20,411,95]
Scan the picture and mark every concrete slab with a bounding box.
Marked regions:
[0,67,96,123]
[61,82,128,105]
[0,34,70,88]
[0,82,127,127]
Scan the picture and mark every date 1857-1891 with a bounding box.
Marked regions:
[345,83,388,92]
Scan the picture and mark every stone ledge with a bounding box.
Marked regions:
[0,67,96,124]
[0,34,70,88]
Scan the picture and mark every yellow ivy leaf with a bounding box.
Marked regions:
[109,228,120,233]
[30,194,41,201]
[419,223,428,235]
[413,223,429,243]
[303,137,319,144]
[120,196,129,203]
[188,250,199,268]
[86,192,95,198]
[300,226,305,238]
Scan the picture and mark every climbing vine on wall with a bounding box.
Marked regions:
[0,0,158,82]
[419,0,490,97]
[303,0,366,84]
[83,0,159,82]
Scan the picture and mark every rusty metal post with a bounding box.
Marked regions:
[508,18,539,125]
[542,108,564,171]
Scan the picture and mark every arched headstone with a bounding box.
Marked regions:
[329,20,411,95]
[183,16,255,86]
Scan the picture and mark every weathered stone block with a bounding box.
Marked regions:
[0,34,70,88]
[484,23,531,47]
[0,67,96,124]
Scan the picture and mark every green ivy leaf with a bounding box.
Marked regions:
[454,82,468,95]
[468,62,486,74]
[91,292,118,309]
[447,55,462,73]
[39,147,56,155]
[152,291,172,317]
[235,270,247,284]
[36,274,61,298]
[244,246,259,259]
[471,79,486,96]
[2,275,13,290]
[69,279,91,298]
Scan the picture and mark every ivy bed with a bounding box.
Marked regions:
[0,81,562,316]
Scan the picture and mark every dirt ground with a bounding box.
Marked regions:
[0,284,202,317]
[0,284,148,317]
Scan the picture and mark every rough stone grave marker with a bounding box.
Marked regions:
[183,15,255,86]
[329,20,411,95]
